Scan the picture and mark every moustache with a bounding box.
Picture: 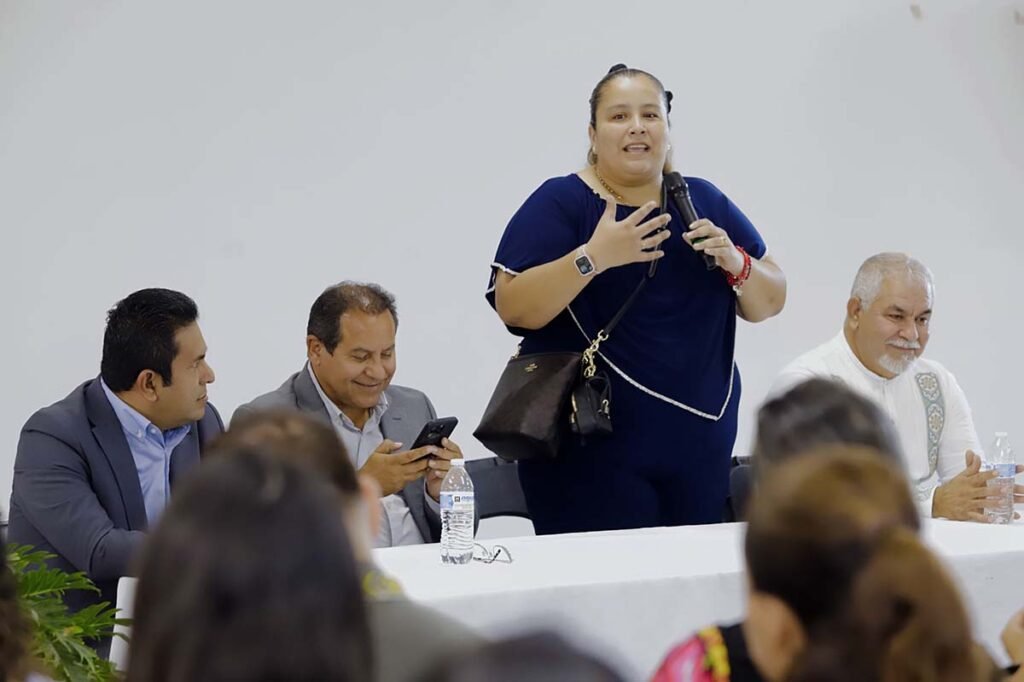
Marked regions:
[887,339,922,350]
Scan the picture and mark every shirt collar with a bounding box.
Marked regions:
[100,379,191,445]
[306,363,390,430]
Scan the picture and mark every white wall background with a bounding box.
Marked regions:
[1,0,1021,529]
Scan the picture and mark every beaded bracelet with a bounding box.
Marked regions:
[725,246,752,295]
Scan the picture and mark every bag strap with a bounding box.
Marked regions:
[582,277,645,379]
[581,184,665,377]
[603,275,648,338]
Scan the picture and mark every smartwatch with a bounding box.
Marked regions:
[574,246,597,277]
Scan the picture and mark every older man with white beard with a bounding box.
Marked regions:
[770,252,1023,522]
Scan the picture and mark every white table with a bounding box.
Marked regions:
[374,519,1024,679]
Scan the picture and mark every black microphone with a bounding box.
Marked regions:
[664,172,716,270]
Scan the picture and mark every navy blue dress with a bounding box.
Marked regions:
[486,174,766,533]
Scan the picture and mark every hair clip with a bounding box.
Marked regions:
[608,63,628,74]
[665,90,674,114]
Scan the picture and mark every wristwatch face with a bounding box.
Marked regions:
[574,254,595,276]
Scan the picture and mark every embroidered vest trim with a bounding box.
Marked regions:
[913,371,945,499]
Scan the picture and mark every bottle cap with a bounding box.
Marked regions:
[995,432,1009,438]
[451,459,465,466]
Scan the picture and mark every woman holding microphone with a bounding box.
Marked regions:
[487,64,786,533]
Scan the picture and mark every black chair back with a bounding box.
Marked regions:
[729,463,754,521]
[465,458,531,520]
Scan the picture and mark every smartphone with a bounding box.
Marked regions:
[410,416,459,451]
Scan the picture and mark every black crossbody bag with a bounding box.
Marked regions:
[473,276,648,462]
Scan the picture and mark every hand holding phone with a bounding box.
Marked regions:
[361,440,432,496]
[411,418,463,501]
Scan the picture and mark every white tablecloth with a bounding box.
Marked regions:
[374,519,1024,679]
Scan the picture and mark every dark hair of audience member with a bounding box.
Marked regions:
[210,409,359,503]
[746,449,980,682]
[100,288,199,391]
[126,451,372,682]
[420,632,625,682]
[752,378,904,475]
[0,543,34,682]
[307,281,398,354]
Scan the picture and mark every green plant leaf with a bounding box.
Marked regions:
[7,544,121,682]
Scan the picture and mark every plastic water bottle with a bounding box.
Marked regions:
[984,432,1016,524]
[440,459,475,564]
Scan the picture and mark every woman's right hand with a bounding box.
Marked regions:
[586,199,672,272]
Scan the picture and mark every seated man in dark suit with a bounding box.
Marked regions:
[8,288,223,614]
[232,281,463,546]
[213,410,484,682]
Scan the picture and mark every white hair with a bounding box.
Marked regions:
[850,253,934,308]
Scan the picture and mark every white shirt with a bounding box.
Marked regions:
[306,365,431,547]
[770,332,981,515]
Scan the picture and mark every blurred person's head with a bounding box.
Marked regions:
[845,253,934,379]
[126,451,372,682]
[306,282,398,425]
[753,378,904,477]
[101,288,215,430]
[421,632,625,682]
[210,409,381,562]
[743,449,978,682]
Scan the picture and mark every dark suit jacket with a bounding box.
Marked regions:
[232,367,447,543]
[8,377,224,612]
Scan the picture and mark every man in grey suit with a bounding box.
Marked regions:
[9,288,223,615]
[213,411,483,682]
[233,281,462,545]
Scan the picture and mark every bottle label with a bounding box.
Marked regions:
[990,463,1017,479]
[440,491,475,512]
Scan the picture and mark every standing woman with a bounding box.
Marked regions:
[487,64,786,533]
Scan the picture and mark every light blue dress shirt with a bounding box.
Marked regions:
[100,380,191,526]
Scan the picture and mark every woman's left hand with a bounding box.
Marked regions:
[683,219,744,275]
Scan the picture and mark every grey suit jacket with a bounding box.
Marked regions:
[232,367,444,543]
[8,377,224,612]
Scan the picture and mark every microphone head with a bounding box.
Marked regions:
[663,171,688,194]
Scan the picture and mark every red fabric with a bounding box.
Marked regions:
[652,627,732,682]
